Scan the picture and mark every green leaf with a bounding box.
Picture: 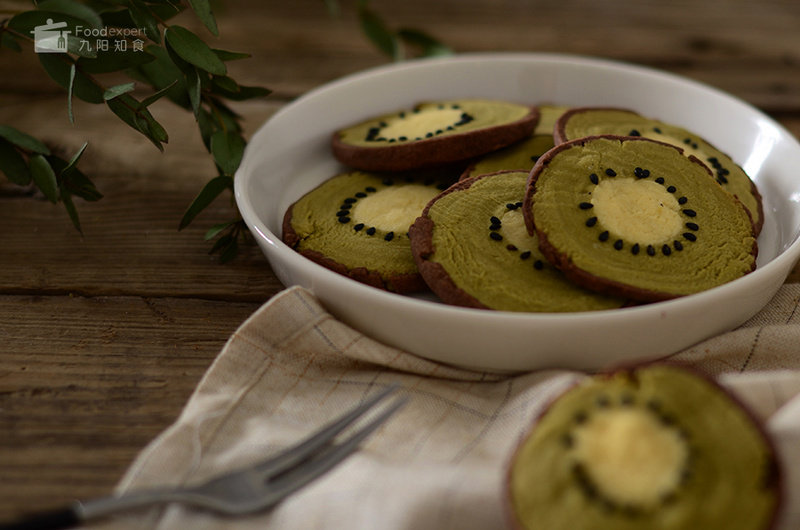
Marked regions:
[29,155,59,203]
[138,80,177,108]
[204,220,234,241]
[0,138,32,185]
[103,81,136,100]
[397,28,453,57]
[78,49,156,74]
[186,0,218,36]
[67,63,76,123]
[126,45,190,109]
[127,0,161,44]
[164,25,226,76]
[49,152,102,202]
[179,175,232,229]
[62,141,88,174]
[37,0,103,30]
[212,48,251,62]
[358,6,401,61]
[196,108,217,150]
[60,189,82,233]
[210,130,244,176]
[101,3,183,29]
[38,54,105,103]
[106,93,166,150]
[0,125,51,155]
[1,31,22,52]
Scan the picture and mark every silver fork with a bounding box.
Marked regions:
[1,385,407,530]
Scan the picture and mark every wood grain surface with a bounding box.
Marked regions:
[1,0,799,522]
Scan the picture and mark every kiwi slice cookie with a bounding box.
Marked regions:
[524,135,757,302]
[283,170,453,293]
[507,364,781,530]
[408,170,626,312]
[554,107,763,235]
[331,99,539,172]
[460,104,570,180]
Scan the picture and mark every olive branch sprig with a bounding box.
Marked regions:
[0,0,450,262]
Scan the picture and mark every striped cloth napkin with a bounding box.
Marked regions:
[96,284,800,529]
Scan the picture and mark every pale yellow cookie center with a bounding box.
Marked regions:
[352,185,437,233]
[500,209,536,252]
[572,407,688,506]
[380,108,463,139]
[591,178,682,244]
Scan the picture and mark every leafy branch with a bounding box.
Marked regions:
[0,0,449,262]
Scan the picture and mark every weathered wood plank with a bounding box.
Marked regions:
[0,294,261,519]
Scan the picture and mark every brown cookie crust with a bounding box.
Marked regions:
[332,106,540,172]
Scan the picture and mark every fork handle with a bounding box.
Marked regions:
[0,506,80,530]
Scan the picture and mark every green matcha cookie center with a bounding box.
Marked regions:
[591,178,682,245]
[352,184,438,233]
[571,407,688,507]
[379,108,465,141]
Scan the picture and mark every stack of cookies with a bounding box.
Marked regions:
[282,100,760,312]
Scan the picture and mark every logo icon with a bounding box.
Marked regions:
[31,18,71,53]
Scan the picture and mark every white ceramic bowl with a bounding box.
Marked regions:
[235,53,800,372]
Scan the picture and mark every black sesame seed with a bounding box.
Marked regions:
[515,202,523,208]
[490,232,503,241]
[655,177,665,184]
[507,244,517,251]
[365,186,377,193]
[425,132,433,138]
[384,232,394,241]
[490,216,501,225]
[534,260,544,270]
[586,217,598,227]
[678,196,688,205]
[647,245,656,256]
[673,240,684,251]
[579,202,594,210]
[399,111,406,118]
[683,232,697,242]
[366,227,376,236]
[614,239,623,250]
[589,173,599,185]
[398,136,407,141]
[520,251,531,260]
[574,411,588,424]
[662,244,672,256]
[506,203,518,210]
[717,175,729,184]
[355,192,367,198]
[344,197,357,203]
[338,216,350,224]
[353,223,364,231]
[653,127,662,133]
[683,209,697,217]
[629,129,641,136]
[683,138,691,145]
[490,224,501,231]
[530,155,540,162]
[686,222,699,231]
[336,210,349,217]
[667,186,677,193]
[631,243,640,255]
[599,231,610,242]
[605,168,617,177]
[692,143,698,149]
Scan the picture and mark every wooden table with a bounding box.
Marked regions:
[1,0,799,521]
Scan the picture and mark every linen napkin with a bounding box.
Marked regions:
[97,284,800,530]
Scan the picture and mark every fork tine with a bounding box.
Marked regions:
[256,392,409,508]
[254,384,403,478]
